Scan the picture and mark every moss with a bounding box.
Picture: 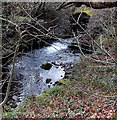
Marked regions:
[74,7,94,16]
[43,85,65,96]
[57,79,71,86]
[111,113,117,119]
[37,93,49,98]
[103,38,116,44]
[43,42,51,46]
[36,85,65,100]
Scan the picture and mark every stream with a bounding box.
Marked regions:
[8,38,81,106]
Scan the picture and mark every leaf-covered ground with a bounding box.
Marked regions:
[4,56,117,119]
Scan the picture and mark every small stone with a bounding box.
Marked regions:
[46,78,52,83]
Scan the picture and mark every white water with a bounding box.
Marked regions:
[9,39,81,105]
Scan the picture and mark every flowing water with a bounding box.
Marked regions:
[9,38,81,106]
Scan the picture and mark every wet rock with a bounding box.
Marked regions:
[46,78,52,84]
[40,62,52,70]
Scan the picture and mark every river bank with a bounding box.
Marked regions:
[3,55,116,119]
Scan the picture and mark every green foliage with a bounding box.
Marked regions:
[36,85,65,101]
[101,81,110,90]
[3,106,21,118]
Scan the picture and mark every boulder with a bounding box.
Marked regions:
[40,62,52,70]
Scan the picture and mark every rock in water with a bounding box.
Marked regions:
[40,62,52,70]
[46,78,52,83]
